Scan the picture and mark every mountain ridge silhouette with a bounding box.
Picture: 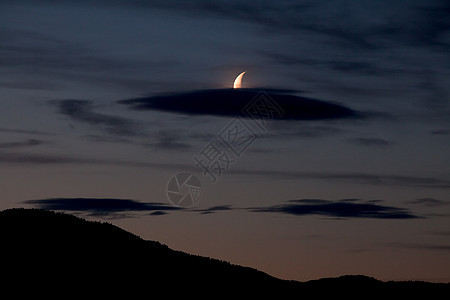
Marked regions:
[1,208,448,296]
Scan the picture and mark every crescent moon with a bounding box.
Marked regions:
[233,71,246,89]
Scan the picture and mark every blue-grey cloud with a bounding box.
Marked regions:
[53,99,140,136]
[408,198,449,207]
[329,61,388,75]
[18,0,448,49]
[0,26,179,91]
[430,129,449,135]
[119,89,359,121]
[0,151,193,173]
[24,198,180,216]
[430,231,450,237]
[349,138,392,147]
[388,242,450,253]
[82,134,132,144]
[137,1,375,49]
[145,0,450,50]
[144,130,192,150]
[265,123,344,140]
[0,152,97,164]
[251,199,418,219]
[0,127,52,136]
[3,149,449,190]
[289,126,343,139]
[260,51,402,76]
[52,100,196,150]
[408,3,450,48]
[229,169,450,189]
[83,131,193,151]
[0,139,46,149]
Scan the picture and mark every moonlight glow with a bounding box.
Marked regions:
[233,71,246,89]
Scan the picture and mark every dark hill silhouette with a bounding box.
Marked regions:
[1,208,448,297]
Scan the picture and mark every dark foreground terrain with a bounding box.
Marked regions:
[1,208,448,296]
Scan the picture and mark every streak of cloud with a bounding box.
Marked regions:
[119,89,359,120]
[53,99,140,136]
[24,198,180,217]
[251,199,418,219]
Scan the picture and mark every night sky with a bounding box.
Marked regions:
[1,0,449,282]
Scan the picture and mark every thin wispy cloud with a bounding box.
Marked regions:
[144,130,192,150]
[0,151,193,171]
[349,138,392,147]
[229,169,450,189]
[387,242,450,253]
[192,205,234,215]
[191,199,418,220]
[407,198,450,207]
[0,127,52,136]
[53,99,140,136]
[0,152,96,165]
[430,129,449,135]
[268,123,344,139]
[2,148,449,190]
[147,0,449,50]
[259,51,404,77]
[0,139,46,149]
[24,198,180,217]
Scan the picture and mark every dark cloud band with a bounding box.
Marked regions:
[251,199,418,219]
[119,89,359,120]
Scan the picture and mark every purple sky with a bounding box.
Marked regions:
[1,0,449,282]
